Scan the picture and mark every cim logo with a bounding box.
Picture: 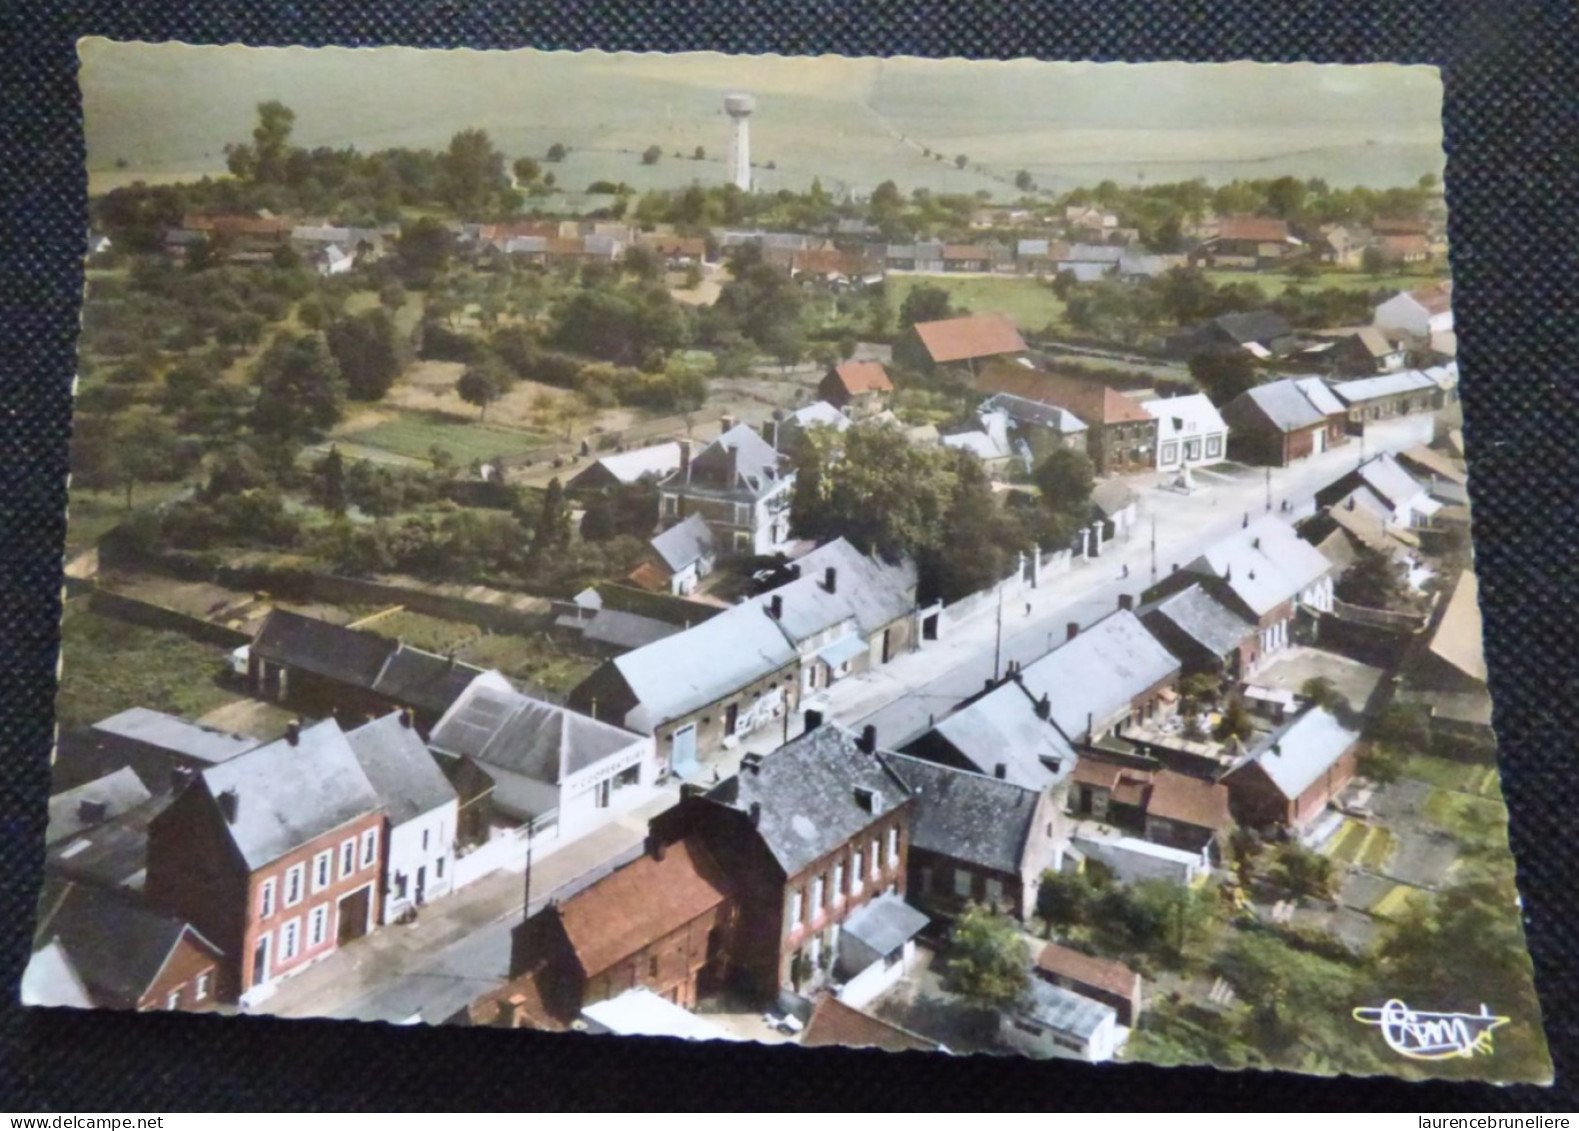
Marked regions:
[1353,999,1510,1060]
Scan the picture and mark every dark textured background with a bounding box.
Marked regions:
[3,0,1576,1112]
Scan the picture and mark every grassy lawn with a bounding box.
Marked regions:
[1325,819,1366,865]
[884,274,1068,333]
[1422,787,1508,836]
[1399,751,1494,793]
[1370,883,1432,922]
[357,609,488,655]
[1202,269,1446,294]
[56,600,239,731]
[460,633,599,695]
[341,409,550,465]
[1358,827,1398,872]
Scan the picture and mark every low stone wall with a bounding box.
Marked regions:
[86,586,253,649]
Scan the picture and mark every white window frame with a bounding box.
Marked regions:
[280,917,301,962]
[870,838,881,879]
[312,850,333,894]
[340,838,357,880]
[166,990,181,1011]
[788,889,803,930]
[258,878,277,920]
[832,863,845,906]
[308,904,330,948]
[1206,435,1223,458]
[851,850,864,895]
[194,972,210,1002]
[361,828,378,870]
[887,828,900,869]
[284,864,305,908]
[810,875,825,915]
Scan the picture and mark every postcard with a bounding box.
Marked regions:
[26,40,1550,1085]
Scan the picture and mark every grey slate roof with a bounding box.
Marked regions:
[1354,454,1428,511]
[1145,585,1256,659]
[885,753,1040,874]
[763,538,919,641]
[46,767,153,846]
[1015,610,1179,740]
[1332,369,1438,405]
[1239,380,1327,432]
[1213,310,1292,346]
[980,392,1087,435]
[704,723,912,876]
[91,707,263,766]
[198,719,382,871]
[611,601,800,732]
[670,423,788,500]
[430,671,643,783]
[21,940,93,1008]
[34,882,219,1008]
[840,892,929,957]
[1186,515,1332,617]
[1247,706,1361,800]
[556,608,682,651]
[345,713,457,826]
[1017,978,1116,1041]
[251,609,390,687]
[650,513,716,572]
[1292,376,1346,416]
[372,646,487,717]
[581,441,682,486]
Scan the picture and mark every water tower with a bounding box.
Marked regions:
[724,93,755,192]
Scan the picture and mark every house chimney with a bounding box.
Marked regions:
[1118,593,1134,611]
[400,707,414,729]
[1252,537,1261,550]
[77,799,108,825]
[749,801,762,827]
[789,564,802,580]
[1035,693,1052,720]
[286,719,302,747]
[824,566,838,593]
[646,835,666,861]
[679,438,693,480]
[721,414,737,434]
[857,724,878,754]
[217,788,239,825]
[804,708,824,732]
[1243,513,1250,528]
[742,752,764,775]
[994,763,1007,780]
[169,765,195,794]
[769,594,783,620]
[1067,621,1080,641]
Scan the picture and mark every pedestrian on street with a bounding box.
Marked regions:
[1025,602,1032,618]
[1121,564,1130,579]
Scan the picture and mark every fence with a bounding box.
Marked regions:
[938,547,1073,631]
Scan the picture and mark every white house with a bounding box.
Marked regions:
[346,711,460,924]
[1142,393,1229,474]
[1373,281,1453,339]
[657,424,796,557]
[1000,979,1125,1063]
[427,671,660,845]
[833,893,929,1009]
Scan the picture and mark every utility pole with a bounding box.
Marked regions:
[1150,516,1158,583]
[523,815,535,918]
[1265,466,1272,512]
[993,583,1005,682]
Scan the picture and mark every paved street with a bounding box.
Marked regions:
[812,415,1435,748]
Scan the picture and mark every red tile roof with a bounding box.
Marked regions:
[1409,280,1454,315]
[1070,758,1123,790]
[181,213,294,236]
[975,365,1152,426]
[831,360,894,396]
[802,996,942,1053]
[641,234,707,258]
[555,838,730,978]
[1036,943,1141,1001]
[1372,217,1429,237]
[1217,215,1292,243]
[1379,234,1431,257]
[942,244,992,261]
[1145,770,1233,832]
[912,315,1028,364]
[791,248,865,276]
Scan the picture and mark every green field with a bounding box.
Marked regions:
[1422,787,1508,835]
[885,273,1068,334]
[56,600,239,731]
[342,411,549,465]
[1401,752,1502,796]
[1370,883,1432,922]
[1202,269,1447,295]
[460,633,599,695]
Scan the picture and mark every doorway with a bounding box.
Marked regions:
[337,886,372,946]
[251,934,271,988]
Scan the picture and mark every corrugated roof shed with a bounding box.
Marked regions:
[251,609,391,687]
[1016,978,1116,1041]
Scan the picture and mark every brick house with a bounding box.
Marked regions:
[884,753,1068,922]
[657,424,796,557]
[1140,583,1260,680]
[145,719,385,1004]
[507,835,735,1017]
[818,360,894,419]
[27,880,224,1012]
[1224,706,1362,831]
[1221,376,1350,467]
[973,366,1157,475]
[648,718,915,1000]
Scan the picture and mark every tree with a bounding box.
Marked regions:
[692,146,706,160]
[226,100,296,183]
[1033,447,1095,513]
[327,310,405,401]
[1362,245,1390,277]
[1189,347,1261,406]
[641,145,663,166]
[545,142,569,162]
[442,129,511,216]
[512,156,542,185]
[1036,870,1095,929]
[529,477,572,559]
[1015,169,1034,192]
[955,154,969,169]
[1214,695,1255,742]
[922,450,1026,603]
[1300,676,1343,712]
[943,904,1029,1009]
[1335,545,1409,610]
[314,446,348,517]
[1273,843,1335,901]
[251,334,344,441]
[74,408,188,511]
[898,283,953,329]
[456,358,511,421]
[396,217,456,288]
